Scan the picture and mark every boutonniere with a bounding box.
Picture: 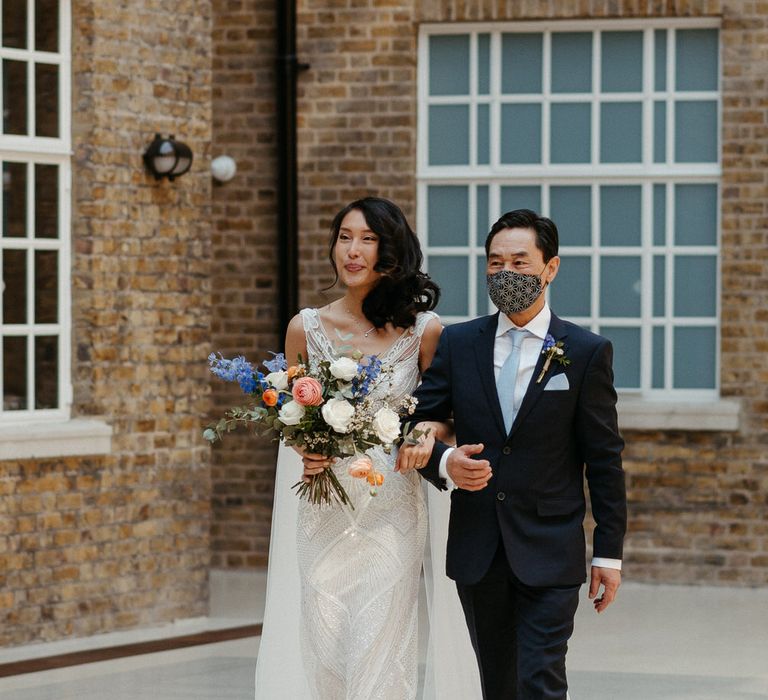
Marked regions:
[536,334,570,384]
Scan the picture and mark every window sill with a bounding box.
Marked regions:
[617,397,740,432]
[0,418,112,461]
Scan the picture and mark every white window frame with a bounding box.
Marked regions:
[0,1,108,457]
[418,18,739,429]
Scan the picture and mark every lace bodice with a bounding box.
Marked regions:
[300,307,437,404]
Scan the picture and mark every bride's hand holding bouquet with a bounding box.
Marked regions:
[204,350,417,506]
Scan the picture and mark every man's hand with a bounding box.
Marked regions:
[446,444,492,491]
[589,566,621,613]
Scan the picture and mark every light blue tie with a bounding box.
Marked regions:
[497,328,526,433]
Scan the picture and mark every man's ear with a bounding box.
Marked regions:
[544,256,560,285]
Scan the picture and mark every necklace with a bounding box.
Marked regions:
[338,300,376,338]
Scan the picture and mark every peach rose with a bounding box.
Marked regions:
[292,377,324,406]
[348,456,373,479]
[366,471,385,487]
[262,388,278,407]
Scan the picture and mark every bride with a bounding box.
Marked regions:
[254,197,481,699]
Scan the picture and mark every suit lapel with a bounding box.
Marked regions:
[474,313,507,439]
[508,313,569,438]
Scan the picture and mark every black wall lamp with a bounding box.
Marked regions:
[143,134,193,181]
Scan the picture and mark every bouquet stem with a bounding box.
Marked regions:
[292,467,354,509]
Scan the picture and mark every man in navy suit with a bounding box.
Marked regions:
[411,209,626,700]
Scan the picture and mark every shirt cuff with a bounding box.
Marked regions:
[591,557,622,570]
[438,447,456,489]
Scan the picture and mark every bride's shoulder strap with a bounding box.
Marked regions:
[299,307,319,332]
[414,310,440,338]
[299,307,335,362]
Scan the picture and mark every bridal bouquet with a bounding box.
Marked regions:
[204,351,418,506]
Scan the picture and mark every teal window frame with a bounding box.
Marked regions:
[419,19,721,398]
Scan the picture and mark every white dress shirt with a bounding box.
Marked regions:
[436,304,621,571]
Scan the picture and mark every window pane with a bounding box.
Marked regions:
[3,249,27,323]
[654,101,666,163]
[3,162,27,238]
[550,103,590,163]
[2,0,27,48]
[653,184,666,246]
[500,104,541,163]
[600,257,641,317]
[674,256,717,317]
[35,250,58,323]
[477,104,489,165]
[476,254,490,315]
[35,335,58,409]
[427,186,468,247]
[35,164,58,238]
[600,326,641,389]
[652,326,665,388]
[3,60,28,135]
[550,186,591,246]
[676,29,718,92]
[653,255,665,317]
[551,32,592,93]
[601,31,643,93]
[478,34,490,95]
[674,184,717,246]
[501,33,542,94]
[3,336,27,410]
[500,186,540,214]
[476,185,489,246]
[428,256,468,316]
[428,105,469,165]
[673,326,716,389]
[550,256,590,317]
[654,30,667,91]
[600,185,641,247]
[675,101,717,163]
[35,63,59,137]
[3,336,27,411]
[35,0,59,52]
[600,102,642,163]
[429,35,470,96]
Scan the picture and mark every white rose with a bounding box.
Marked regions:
[372,407,401,444]
[265,370,289,391]
[278,400,305,426]
[329,357,358,382]
[321,398,355,433]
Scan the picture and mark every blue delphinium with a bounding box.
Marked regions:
[263,352,287,373]
[208,353,261,394]
[352,355,382,398]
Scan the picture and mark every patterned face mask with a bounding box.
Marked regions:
[486,267,546,315]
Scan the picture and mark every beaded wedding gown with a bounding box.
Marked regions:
[254,308,481,700]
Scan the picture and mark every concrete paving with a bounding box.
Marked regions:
[567,581,768,699]
[1,572,766,699]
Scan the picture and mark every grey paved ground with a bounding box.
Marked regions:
[567,582,768,699]
[1,574,766,699]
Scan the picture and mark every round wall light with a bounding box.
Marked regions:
[143,134,193,181]
[211,155,237,183]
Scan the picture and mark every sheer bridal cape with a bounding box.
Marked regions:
[254,444,482,699]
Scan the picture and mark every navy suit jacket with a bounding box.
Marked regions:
[412,312,626,587]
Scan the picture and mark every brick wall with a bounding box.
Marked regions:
[296,1,418,309]
[209,1,281,567]
[1,0,214,646]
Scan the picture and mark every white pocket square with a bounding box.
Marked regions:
[543,373,569,391]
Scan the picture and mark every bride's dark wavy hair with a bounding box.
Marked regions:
[327,197,440,329]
